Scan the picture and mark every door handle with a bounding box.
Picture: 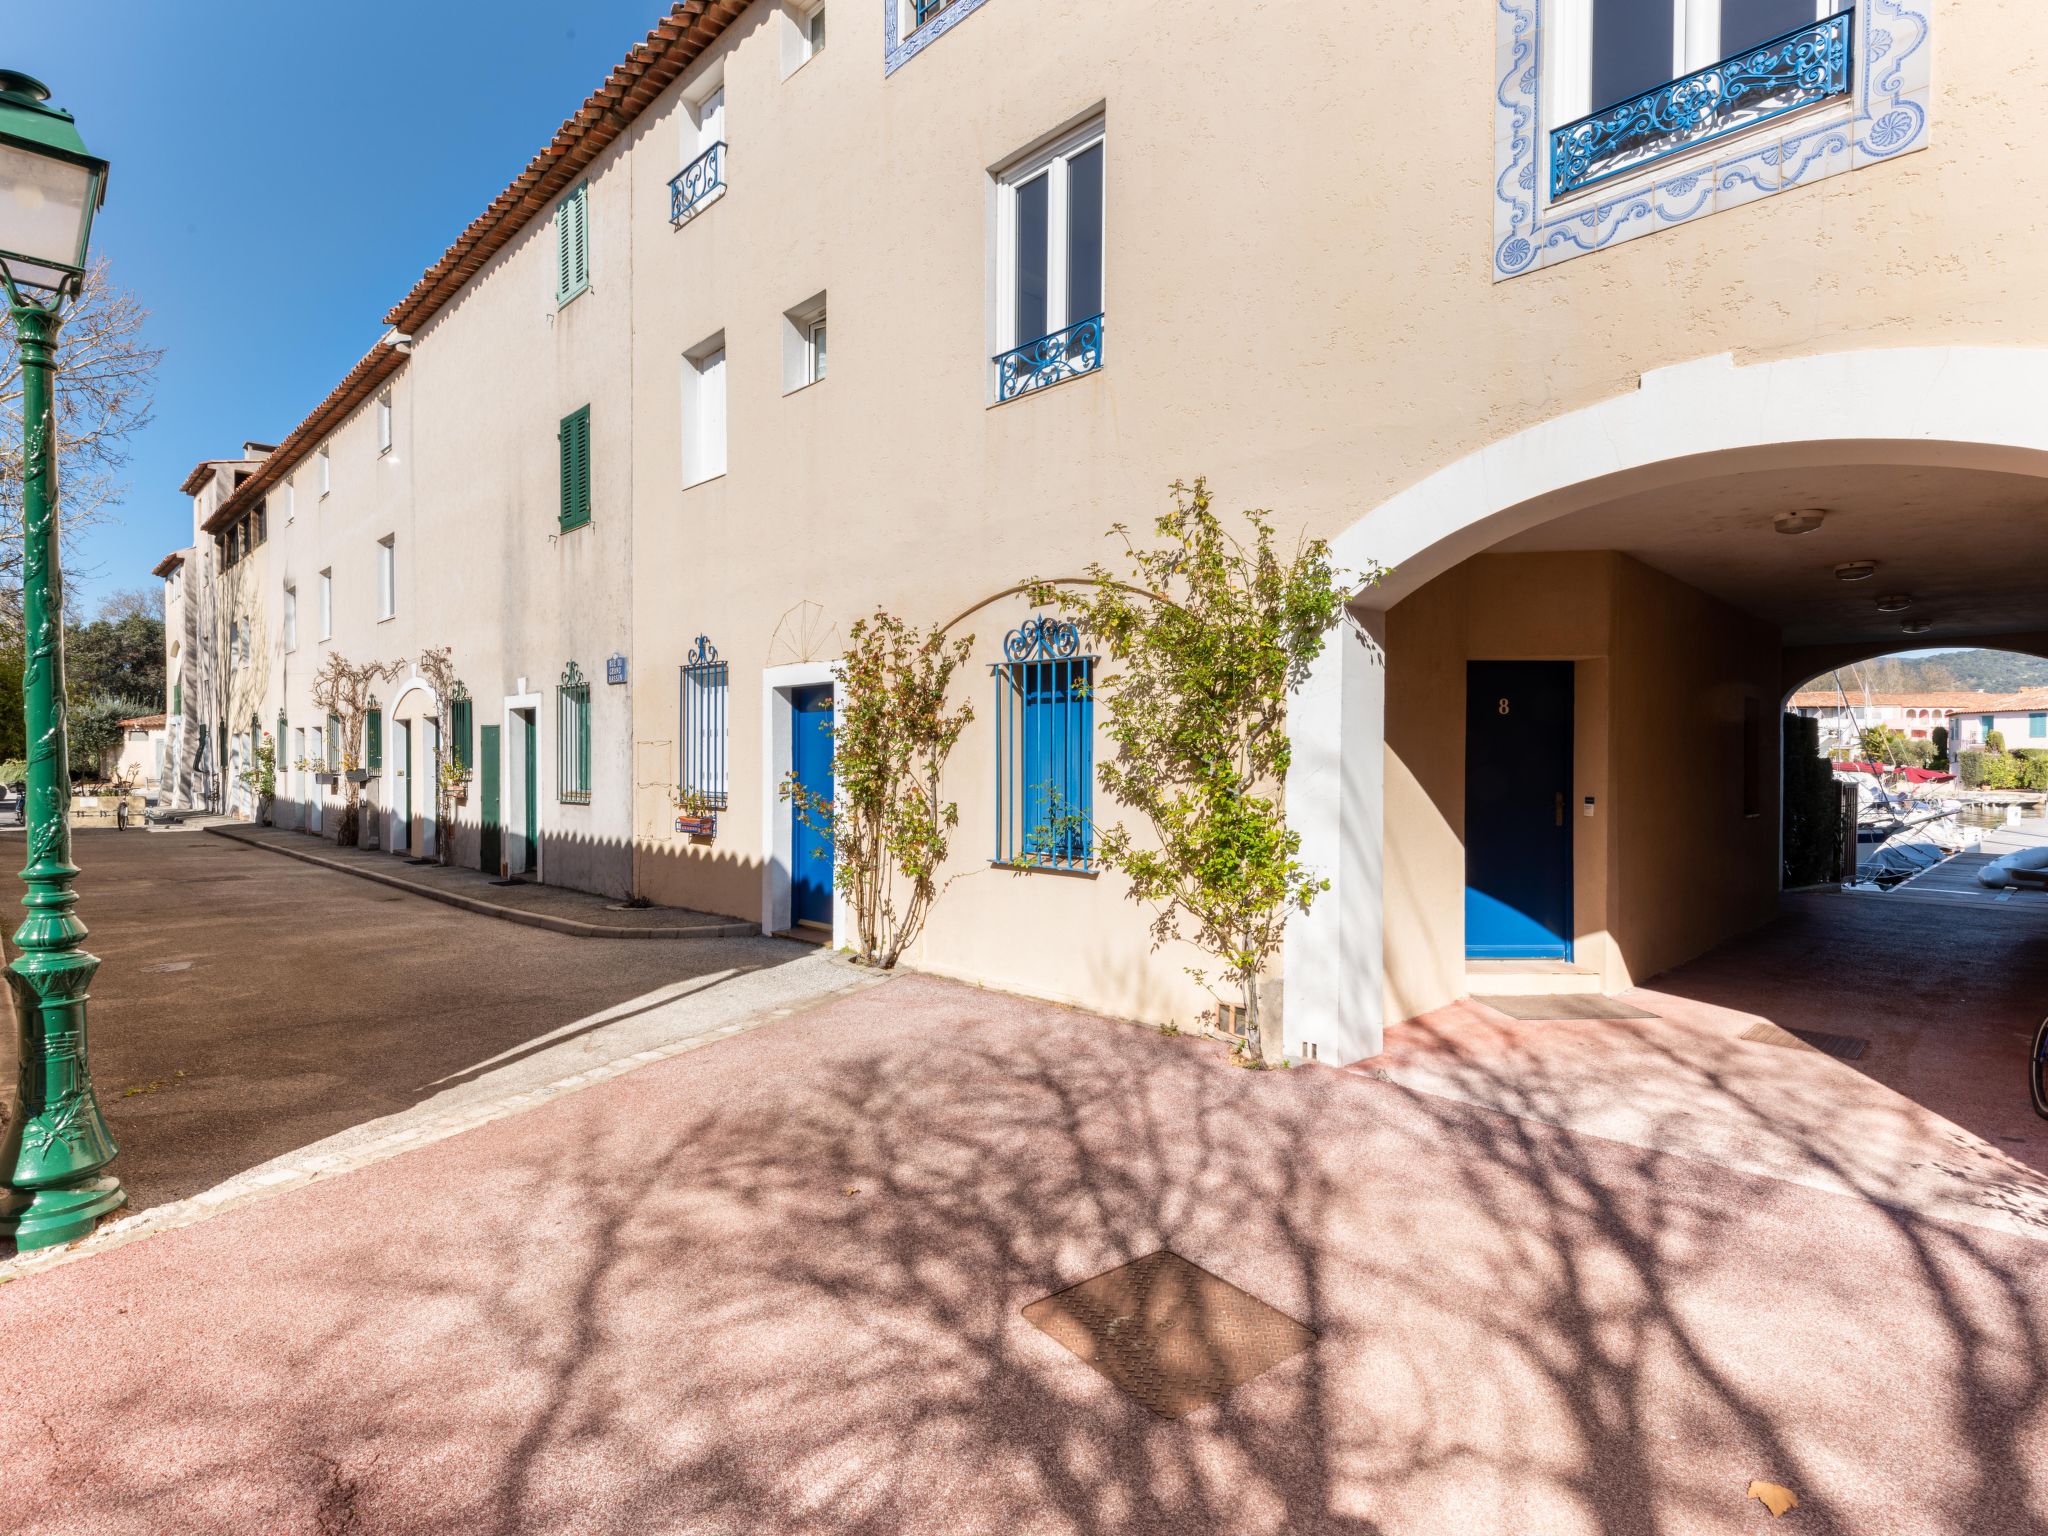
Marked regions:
[1555,791,1565,827]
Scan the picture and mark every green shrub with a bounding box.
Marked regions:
[1782,713,1842,886]
[1959,748,1992,788]
[1987,729,2007,754]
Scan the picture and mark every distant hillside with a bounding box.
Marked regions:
[1847,650,2048,695]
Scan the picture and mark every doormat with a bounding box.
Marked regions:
[1472,995,1660,1021]
[1740,1020,1869,1061]
[1022,1250,1314,1420]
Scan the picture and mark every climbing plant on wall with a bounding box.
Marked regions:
[1026,478,1383,1065]
[310,651,400,848]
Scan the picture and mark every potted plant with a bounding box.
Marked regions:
[237,732,279,826]
[439,758,471,807]
[670,785,719,838]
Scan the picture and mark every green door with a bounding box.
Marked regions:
[519,711,538,874]
[479,724,502,874]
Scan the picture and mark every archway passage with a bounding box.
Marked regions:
[1283,409,2048,1242]
[1285,348,2048,1070]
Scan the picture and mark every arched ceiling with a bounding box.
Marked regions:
[1489,463,2048,648]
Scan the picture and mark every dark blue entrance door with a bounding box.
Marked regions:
[1465,660,1573,960]
[791,684,835,927]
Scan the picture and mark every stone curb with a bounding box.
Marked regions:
[0,967,887,1283]
[207,824,759,940]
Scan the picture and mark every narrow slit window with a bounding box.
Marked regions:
[558,662,592,805]
[992,616,1095,871]
[679,636,729,810]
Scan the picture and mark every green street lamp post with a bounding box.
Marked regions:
[0,69,123,1251]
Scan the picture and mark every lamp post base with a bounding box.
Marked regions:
[0,1176,126,1252]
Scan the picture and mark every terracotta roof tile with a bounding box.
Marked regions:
[151,551,186,578]
[384,2,745,334]
[201,340,409,536]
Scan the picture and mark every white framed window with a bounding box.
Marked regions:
[690,83,725,159]
[682,335,728,485]
[902,0,956,37]
[781,2,826,74]
[283,584,297,652]
[376,391,393,455]
[993,119,1105,400]
[318,567,332,640]
[781,294,828,393]
[376,536,395,621]
[283,480,295,524]
[1550,0,1847,128]
[318,445,331,497]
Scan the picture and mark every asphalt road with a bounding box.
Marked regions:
[0,828,825,1213]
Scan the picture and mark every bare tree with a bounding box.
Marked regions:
[310,651,400,848]
[417,645,463,865]
[95,584,164,624]
[0,258,162,594]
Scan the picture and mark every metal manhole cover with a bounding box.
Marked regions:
[1022,1250,1315,1419]
[1740,1020,1868,1060]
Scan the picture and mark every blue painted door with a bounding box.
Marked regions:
[1465,661,1573,960]
[791,685,835,927]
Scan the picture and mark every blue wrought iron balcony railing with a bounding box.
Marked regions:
[992,314,1104,403]
[669,140,726,226]
[1549,9,1853,199]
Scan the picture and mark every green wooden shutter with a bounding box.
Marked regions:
[451,698,473,772]
[555,184,588,306]
[559,406,591,530]
[173,681,182,716]
[326,713,340,769]
[367,709,383,771]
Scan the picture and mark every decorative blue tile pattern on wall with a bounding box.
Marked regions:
[883,0,996,76]
[1494,0,1930,279]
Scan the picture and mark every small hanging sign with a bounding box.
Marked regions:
[606,653,628,685]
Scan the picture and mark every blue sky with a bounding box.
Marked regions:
[35,0,673,614]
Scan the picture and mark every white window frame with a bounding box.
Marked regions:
[781,1,826,75]
[376,536,396,622]
[283,584,297,652]
[993,118,1106,361]
[317,445,331,497]
[318,567,332,640]
[283,480,295,524]
[685,79,725,162]
[376,391,393,455]
[682,335,728,486]
[1549,0,1846,130]
[782,295,828,393]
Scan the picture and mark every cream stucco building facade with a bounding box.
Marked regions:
[162,0,2048,1060]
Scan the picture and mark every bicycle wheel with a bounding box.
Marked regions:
[2034,1015,2048,1121]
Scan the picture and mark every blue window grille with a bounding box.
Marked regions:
[670,141,726,226]
[993,616,1094,870]
[558,662,592,805]
[993,314,1103,404]
[679,635,729,810]
[913,0,955,26]
[1549,10,1854,199]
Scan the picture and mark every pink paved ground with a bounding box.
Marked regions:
[5,973,2046,1535]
